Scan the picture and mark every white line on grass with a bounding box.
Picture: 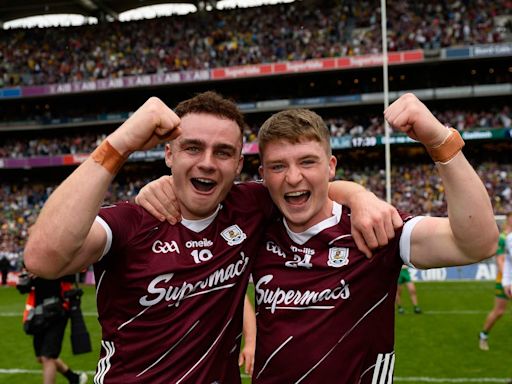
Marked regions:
[1,310,493,317]
[395,378,510,383]
[0,312,98,317]
[0,369,97,375]
[0,370,508,382]
[421,310,489,315]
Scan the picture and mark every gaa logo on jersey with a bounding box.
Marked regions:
[327,247,349,268]
[221,225,247,246]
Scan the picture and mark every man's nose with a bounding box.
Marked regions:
[197,150,216,171]
[285,165,303,185]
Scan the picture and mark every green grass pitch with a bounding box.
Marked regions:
[0,281,510,383]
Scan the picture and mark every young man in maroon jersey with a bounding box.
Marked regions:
[24,92,401,384]
[139,93,498,383]
[249,94,497,383]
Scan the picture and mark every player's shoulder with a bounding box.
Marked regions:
[100,201,140,217]
[99,201,160,228]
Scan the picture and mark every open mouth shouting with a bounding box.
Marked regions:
[191,178,217,192]
[284,190,311,205]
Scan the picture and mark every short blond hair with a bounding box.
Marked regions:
[258,109,331,157]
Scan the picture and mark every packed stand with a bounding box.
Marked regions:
[1,0,510,87]
[0,105,510,158]
[0,132,106,158]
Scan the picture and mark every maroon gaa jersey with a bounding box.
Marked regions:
[252,202,417,384]
[93,182,274,384]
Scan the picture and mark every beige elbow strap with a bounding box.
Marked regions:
[426,128,465,164]
[91,140,127,174]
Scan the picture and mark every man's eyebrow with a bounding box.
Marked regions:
[299,154,321,160]
[213,143,237,152]
[265,157,285,165]
[179,138,205,147]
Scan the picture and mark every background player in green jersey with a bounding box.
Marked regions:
[396,266,422,314]
[479,215,510,350]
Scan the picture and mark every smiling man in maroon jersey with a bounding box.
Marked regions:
[250,94,497,383]
[24,91,401,384]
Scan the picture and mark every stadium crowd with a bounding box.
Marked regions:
[326,104,511,136]
[0,105,510,158]
[1,161,511,264]
[1,0,510,87]
[0,132,106,158]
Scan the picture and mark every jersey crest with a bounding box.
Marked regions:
[327,247,350,268]
[221,225,247,246]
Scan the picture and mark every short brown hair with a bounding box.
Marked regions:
[258,109,331,156]
[174,91,246,144]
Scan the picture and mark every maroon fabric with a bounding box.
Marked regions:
[253,205,412,384]
[94,182,273,383]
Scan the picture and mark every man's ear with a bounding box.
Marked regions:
[258,165,266,186]
[165,143,173,168]
[236,155,244,176]
[328,155,337,181]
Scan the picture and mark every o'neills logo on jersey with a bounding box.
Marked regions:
[139,252,250,307]
[152,240,181,254]
[290,245,314,256]
[221,225,247,246]
[328,247,349,268]
[185,238,213,248]
[255,274,350,314]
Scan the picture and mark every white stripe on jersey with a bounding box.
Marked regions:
[95,216,113,259]
[399,216,425,267]
[328,234,352,245]
[265,305,335,311]
[175,318,232,384]
[94,340,115,384]
[295,293,389,384]
[231,331,243,354]
[117,307,150,330]
[387,354,395,384]
[371,352,395,384]
[256,336,293,380]
[137,320,200,378]
[168,283,236,307]
[95,270,106,301]
[372,354,383,383]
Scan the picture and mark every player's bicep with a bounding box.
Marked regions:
[409,217,469,268]
[62,220,107,276]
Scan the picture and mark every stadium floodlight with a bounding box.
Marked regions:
[381,0,392,203]
[3,14,98,29]
[216,0,295,10]
[119,4,198,21]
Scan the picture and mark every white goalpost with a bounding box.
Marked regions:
[380,0,392,203]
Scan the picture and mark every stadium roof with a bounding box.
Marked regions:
[0,1,218,24]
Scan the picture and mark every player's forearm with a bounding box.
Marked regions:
[24,158,114,278]
[328,180,367,205]
[436,152,498,261]
[242,295,257,344]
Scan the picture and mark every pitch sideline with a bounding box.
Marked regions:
[0,370,509,382]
